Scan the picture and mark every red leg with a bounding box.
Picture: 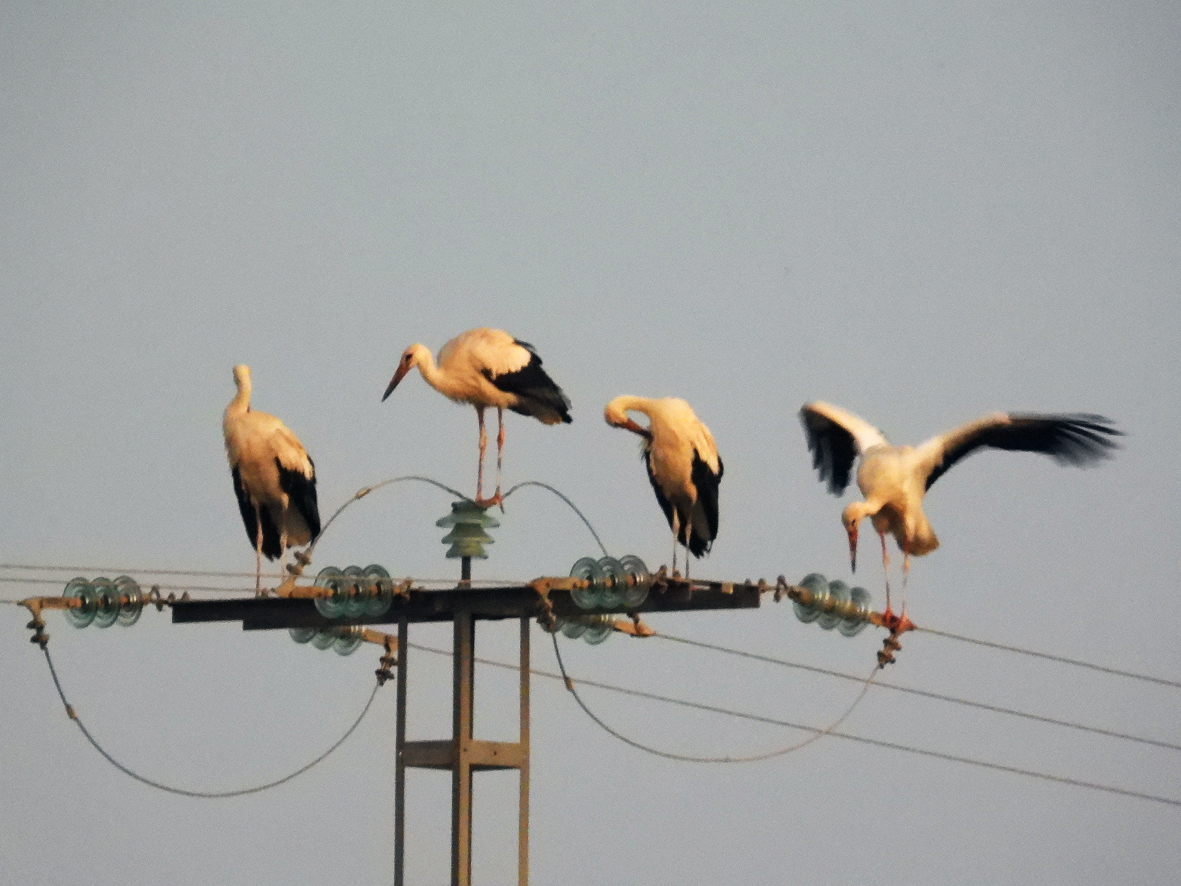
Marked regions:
[254,512,263,596]
[476,406,487,503]
[671,512,679,576]
[878,529,893,618]
[901,549,911,616]
[493,407,506,508]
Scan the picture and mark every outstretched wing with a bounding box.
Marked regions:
[921,413,1122,491]
[799,402,888,495]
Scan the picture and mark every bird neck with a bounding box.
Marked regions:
[605,396,652,432]
[842,500,874,528]
[412,346,450,395]
[226,379,251,420]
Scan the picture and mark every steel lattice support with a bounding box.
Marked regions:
[394,606,531,885]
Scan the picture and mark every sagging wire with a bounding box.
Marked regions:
[10,475,473,798]
[508,475,881,761]
[304,475,469,563]
[550,630,877,763]
[501,480,611,559]
[37,641,381,799]
[408,640,1181,808]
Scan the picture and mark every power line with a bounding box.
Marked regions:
[37,642,382,798]
[655,633,1181,752]
[407,639,1181,809]
[502,481,611,559]
[917,626,1181,690]
[549,631,879,763]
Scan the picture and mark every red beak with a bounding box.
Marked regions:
[623,418,652,439]
[847,525,858,573]
[382,364,410,402]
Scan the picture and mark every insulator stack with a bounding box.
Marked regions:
[62,576,145,628]
[568,555,651,610]
[312,565,396,618]
[791,573,872,637]
[436,500,500,559]
[544,613,615,645]
[288,624,365,656]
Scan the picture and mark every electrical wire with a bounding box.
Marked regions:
[655,633,1181,753]
[406,640,1181,808]
[0,474,473,596]
[549,630,878,763]
[305,475,469,561]
[0,563,285,579]
[916,626,1181,690]
[501,480,611,558]
[9,472,1179,805]
[38,643,381,799]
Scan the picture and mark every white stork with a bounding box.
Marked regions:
[382,327,572,507]
[799,401,1121,618]
[605,396,723,578]
[223,365,321,594]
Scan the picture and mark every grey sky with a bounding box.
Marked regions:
[2,3,1179,884]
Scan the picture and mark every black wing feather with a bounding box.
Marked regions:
[926,414,1122,491]
[232,465,282,560]
[484,345,572,424]
[276,456,321,541]
[687,451,723,558]
[800,409,857,495]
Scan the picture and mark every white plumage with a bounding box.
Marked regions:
[605,396,723,576]
[223,365,320,593]
[383,327,571,506]
[800,401,1120,617]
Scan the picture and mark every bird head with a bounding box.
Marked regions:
[382,345,424,401]
[841,503,864,573]
[603,397,652,439]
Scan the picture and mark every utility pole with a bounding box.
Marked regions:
[172,567,762,884]
[165,503,900,884]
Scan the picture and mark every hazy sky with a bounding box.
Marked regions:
[2,3,1179,884]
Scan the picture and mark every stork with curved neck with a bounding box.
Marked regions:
[605,395,723,579]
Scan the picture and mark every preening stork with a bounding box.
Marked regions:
[800,401,1121,618]
[382,327,572,507]
[605,396,723,578]
[223,365,321,594]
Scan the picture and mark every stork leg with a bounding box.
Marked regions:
[878,529,893,618]
[491,407,506,509]
[475,406,488,505]
[254,512,264,596]
[278,527,288,579]
[670,512,680,577]
[901,549,911,616]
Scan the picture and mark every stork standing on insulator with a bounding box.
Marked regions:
[605,396,723,579]
[382,327,572,507]
[223,365,321,594]
[799,401,1121,620]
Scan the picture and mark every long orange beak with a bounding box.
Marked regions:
[382,363,410,402]
[847,525,859,573]
[622,418,652,439]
